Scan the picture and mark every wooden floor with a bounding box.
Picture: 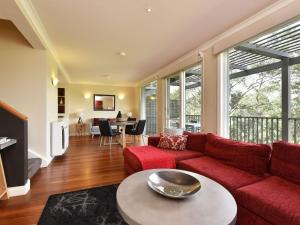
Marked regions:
[0,136,139,225]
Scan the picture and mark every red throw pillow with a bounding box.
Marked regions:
[158,133,188,150]
[183,131,207,152]
[271,141,300,184]
[205,133,271,175]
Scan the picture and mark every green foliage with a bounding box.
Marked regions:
[185,87,201,115]
[230,64,300,118]
[169,85,201,116]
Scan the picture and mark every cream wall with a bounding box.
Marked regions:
[201,47,218,133]
[46,53,60,159]
[0,20,57,162]
[63,83,138,136]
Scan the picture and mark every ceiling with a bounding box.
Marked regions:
[29,0,278,86]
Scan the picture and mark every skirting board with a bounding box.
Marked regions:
[8,179,30,197]
[28,149,53,167]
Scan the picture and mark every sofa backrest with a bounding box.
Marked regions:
[205,133,272,176]
[183,131,206,152]
[271,141,300,184]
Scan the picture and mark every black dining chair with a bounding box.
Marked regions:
[125,117,137,134]
[125,119,146,145]
[99,120,121,149]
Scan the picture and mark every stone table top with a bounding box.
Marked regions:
[117,169,237,225]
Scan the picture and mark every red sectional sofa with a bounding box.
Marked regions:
[123,132,300,225]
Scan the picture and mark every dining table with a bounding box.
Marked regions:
[110,121,137,148]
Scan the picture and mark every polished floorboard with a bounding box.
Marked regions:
[0,136,140,225]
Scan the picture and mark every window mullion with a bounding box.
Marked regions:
[180,71,185,129]
[282,57,291,141]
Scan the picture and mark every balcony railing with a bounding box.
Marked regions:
[185,115,201,124]
[230,116,300,144]
[185,115,201,132]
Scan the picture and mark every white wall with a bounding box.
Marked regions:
[0,20,57,162]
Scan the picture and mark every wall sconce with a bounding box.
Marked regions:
[51,77,59,86]
[84,93,91,99]
[118,93,125,100]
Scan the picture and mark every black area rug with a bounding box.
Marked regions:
[38,184,127,225]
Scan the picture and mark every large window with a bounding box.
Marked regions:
[166,74,181,129]
[185,67,201,132]
[166,65,202,131]
[223,19,300,144]
[141,81,157,135]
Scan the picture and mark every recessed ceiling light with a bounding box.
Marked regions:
[146,8,152,13]
[119,52,126,56]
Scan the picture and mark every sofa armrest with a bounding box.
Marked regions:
[148,136,160,147]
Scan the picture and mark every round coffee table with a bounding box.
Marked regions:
[117,169,237,225]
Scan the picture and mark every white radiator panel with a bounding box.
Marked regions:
[51,120,69,156]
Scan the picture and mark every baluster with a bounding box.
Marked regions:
[266,118,269,144]
[261,118,264,143]
[294,119,297,144]
[276,118,279,141]
[242,117,245,141]
[251,118,255,143]
[256,117,259,143]
[229,116,232,139]
[234,117,236,140]
[236,117,239,141]
[271,118,274,143]
[241,117,243,141]
[247,117,250,142]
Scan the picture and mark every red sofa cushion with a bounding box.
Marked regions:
[183,131,206,152]
[162,149,203,162]
[271,141,300,184]
[235,176,300,225]
[237,206,272,225]
[123,146,176,174]
[123,146,203,174]
[205,133,271,175]
[177,156,263,193]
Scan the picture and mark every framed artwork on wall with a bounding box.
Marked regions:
[93,94,115,111]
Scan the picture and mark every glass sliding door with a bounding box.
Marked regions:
[166,74,181,129]
[141,81,157,135]
[165,64,202,131]
[184,65,202,132]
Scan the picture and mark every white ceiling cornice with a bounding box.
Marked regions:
[15,0,71,82]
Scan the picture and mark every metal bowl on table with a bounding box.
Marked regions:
[147,170,201,199]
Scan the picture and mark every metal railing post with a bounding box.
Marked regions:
[282,57,291,141]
